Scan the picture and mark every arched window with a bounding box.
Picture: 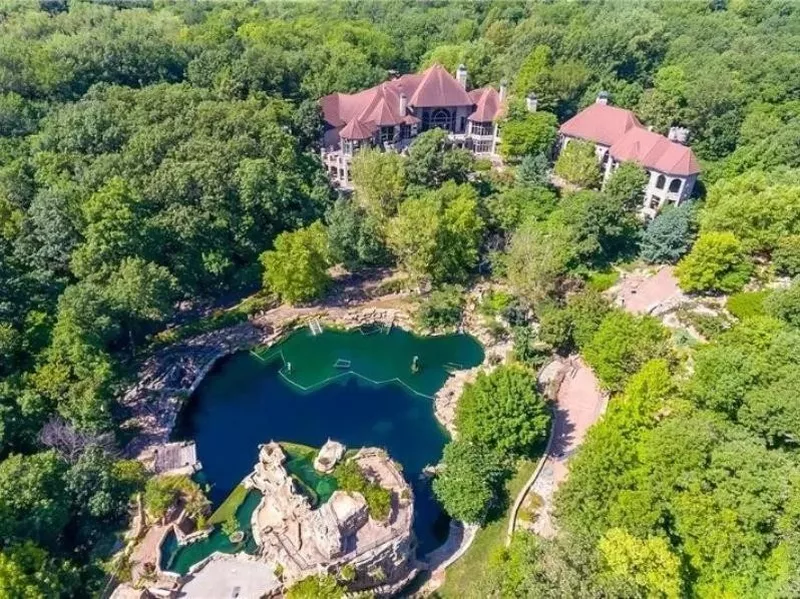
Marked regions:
[655,174,666,189]
[669,178,682,193]
[430,109,452,131]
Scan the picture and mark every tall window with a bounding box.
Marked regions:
[430,109,452,131]
[472,122,493,136]
[400,124,410,139]
[342,139,353,155]
[655,174,666,189]
[669,178,682,193]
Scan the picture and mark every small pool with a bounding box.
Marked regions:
[160,489,261,576]
[172,327,484,564]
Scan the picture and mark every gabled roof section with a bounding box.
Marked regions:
[610,128,700,176]
[559,103,642,147]
[339,118,376,140]
[408,64,473,108]
[468,87,504,122]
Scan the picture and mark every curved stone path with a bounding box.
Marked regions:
[507,356,606,542]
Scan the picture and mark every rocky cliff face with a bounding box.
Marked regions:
[247,443,417,596]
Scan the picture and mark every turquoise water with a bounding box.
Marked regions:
[172,327,484,564]
[283,445,339,506]
[255,326,484,398]
[159,489,261,575]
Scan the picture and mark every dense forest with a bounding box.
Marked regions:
[0,0,798,596]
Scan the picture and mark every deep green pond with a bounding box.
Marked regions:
[168,326,484,570]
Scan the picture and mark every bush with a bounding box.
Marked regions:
[455,364,551,458]
[675,231,752,294]
[286,574,346,599]
[583,311,672,391]
[773,235,800,277]
[585,269,620,292]
[333,460,392,521]
[764,280,800,328]
[675,308,732,339]
[143,475,210,520]
[512,325,549,368]
[480,290,513,316]
[726,291,769,320]
[416,285,465,330]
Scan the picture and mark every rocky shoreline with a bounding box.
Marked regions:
[121,291,510,459]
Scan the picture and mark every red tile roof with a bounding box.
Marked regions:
[320,64,502,137]
[610,127,701,176]
[559,103,642,146]
[559,102,700,176]
[408,64,473,108]
[468,87,504,122]
[339,118,375,140]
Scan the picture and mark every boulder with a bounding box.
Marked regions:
[314,439,346,473]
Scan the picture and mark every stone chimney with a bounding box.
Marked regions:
[399,92,408,115]
[499,79,508,102]
[526,92,538,112]
[456,64,468,89]
[668,126,690,144]
[596,90,609,105]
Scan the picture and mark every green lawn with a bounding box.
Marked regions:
[208,484,248,525]
[436,458,537,598]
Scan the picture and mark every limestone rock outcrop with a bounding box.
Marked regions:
[314,439,346,473]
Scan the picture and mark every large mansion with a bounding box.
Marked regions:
[320,64,505,188]
[320,66,701,218]
[559,94,700,218]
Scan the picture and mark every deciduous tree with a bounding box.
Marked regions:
[455,364,550,458]
[554,140,602,188]
[261,222,330,305]
[675,231,752,294]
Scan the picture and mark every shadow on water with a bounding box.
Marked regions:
[172,327,484,559]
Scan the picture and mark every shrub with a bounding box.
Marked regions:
[143,475,210,520]
[773,235,800,277]
[586,269,620,292]
[416,285,465,330]
[726,291,769,320]
[512,325,549,368]
[333,460,392,521]
[286,574,346,599]
[480,290,513,316]
[765,280,800,328]
[675,308,732,339]
[675,231,752,294]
